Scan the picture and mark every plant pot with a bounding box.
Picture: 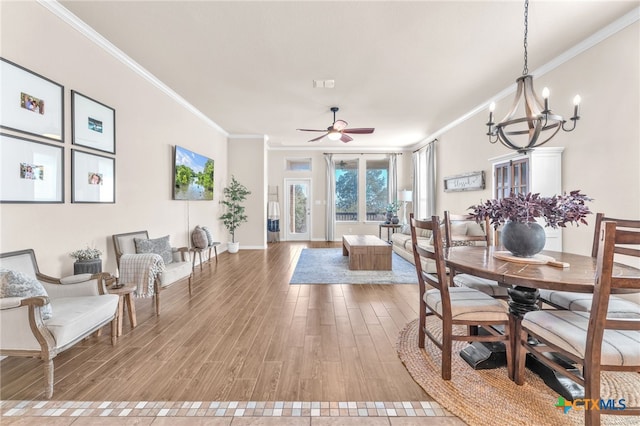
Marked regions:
[501,221,546,257]
[228,242,240,254]
[73,258,102,275]
[385,211,393,224]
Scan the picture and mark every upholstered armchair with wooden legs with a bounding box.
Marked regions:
[444,211,509,299]
[0,249,119,399]
[409,214,512,380]
[112,231,192,315]
[514,220,640,425]
[538,213,640,317]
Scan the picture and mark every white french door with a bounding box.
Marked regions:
[284,179,311,241]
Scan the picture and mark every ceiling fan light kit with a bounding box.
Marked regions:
[297,106,374,143]
[486,0,581,154]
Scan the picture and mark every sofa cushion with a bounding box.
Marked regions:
[158,261,192,288]
[202,226,215,246]
[466,221,487,237]
[192,226,208,249]
[46,295,118,348]
[0,268,52,320]
[134,235,173,264]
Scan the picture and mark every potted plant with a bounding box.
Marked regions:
[219,175,251,254]
[468,190,592,257]
[69,246,102,274]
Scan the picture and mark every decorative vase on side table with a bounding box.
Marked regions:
[73,258,102,275]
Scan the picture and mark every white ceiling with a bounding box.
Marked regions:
[59,0,639,150]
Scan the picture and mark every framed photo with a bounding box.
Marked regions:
[0,57,64,142]
[72,91,116,154]
[444,171,485,192]
[72,149,115,203]
[0,133,64,203]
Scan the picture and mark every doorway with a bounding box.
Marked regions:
[284,179,311,241]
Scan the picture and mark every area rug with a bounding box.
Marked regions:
[397,318,640,426]
[289,248,418,284]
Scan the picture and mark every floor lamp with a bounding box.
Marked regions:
[399,190,413,225]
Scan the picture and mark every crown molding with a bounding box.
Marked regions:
[37,0,228,136]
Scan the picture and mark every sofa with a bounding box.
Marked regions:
[391,220,488,273]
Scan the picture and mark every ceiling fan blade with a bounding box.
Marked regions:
[343,127,375,134]
[308,133,329,142]
[340,133,353,143]
[297,128,327,132]
[332,120,348,131]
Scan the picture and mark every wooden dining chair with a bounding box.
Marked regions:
[409,213,511,380]
[538,213,640,317]
[514,220,640,425]
[444,211,509,299]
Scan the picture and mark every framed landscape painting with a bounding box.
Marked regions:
[0,57,64,141]
[173,145,214,200]
[72,149,115,203]
[72,91,116,154]
[0,133,64,203]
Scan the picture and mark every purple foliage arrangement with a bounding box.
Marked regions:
[469,190,593,229]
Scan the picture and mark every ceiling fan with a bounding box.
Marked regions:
[297,107,375,143]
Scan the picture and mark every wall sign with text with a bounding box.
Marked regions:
[444,171,485,192]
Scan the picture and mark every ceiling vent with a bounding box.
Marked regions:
[313,79,335,89]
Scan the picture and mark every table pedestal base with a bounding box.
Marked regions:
[458,317,585,402]
[459,340,507,370]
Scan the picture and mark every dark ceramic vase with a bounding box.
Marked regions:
[391,215,400,224]
[501,221,546,257]
[73,258,102,275]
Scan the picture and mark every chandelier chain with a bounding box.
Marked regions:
[522,0,529,75]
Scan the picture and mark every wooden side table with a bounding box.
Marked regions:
[107,283,137,337]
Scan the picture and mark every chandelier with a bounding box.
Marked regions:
[486,0,581,153]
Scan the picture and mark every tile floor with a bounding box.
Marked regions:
[1,400,466,425]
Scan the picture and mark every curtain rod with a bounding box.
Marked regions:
[322,152,403,155]
[413,138,438,154]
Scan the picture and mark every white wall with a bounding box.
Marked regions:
[227,136,267,249]
[0,1,228,276]
[433,21,639,256]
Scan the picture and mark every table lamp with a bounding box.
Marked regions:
[398,189,413,225]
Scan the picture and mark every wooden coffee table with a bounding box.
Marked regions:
[342,234,392,270]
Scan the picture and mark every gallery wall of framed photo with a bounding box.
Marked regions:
[0,57,116,204]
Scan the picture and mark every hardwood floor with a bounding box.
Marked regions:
[1,242,430,403]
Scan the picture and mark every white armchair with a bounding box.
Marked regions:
[112,230,192,315]
[0,249,119,399]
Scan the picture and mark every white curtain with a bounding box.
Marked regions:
[388,153,398,203]
[413,140,436,219]
[324,154,335,241]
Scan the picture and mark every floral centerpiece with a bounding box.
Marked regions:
[69,246,102,261]
[468,190,592,257]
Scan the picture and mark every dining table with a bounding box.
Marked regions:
[443,245,640,399]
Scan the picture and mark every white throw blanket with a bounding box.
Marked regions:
[119,253,165,297]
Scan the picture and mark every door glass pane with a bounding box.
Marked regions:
[335,159,358,222]
[289,184,308,233]
[366,159,388,221]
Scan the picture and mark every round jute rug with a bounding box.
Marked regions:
[397,318,640,426]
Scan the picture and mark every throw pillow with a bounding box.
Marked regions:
[466,221,486,237]
[134,235,173,264]
[400,224,411,235]
[192,226,208,249]
[201,226,214,246]
[0,268,53,320]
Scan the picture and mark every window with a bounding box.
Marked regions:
[335,159,358,221]
[494,158,529,199]
[286,158,311,171]
[334,158,390,222]
[365,159,389,221]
